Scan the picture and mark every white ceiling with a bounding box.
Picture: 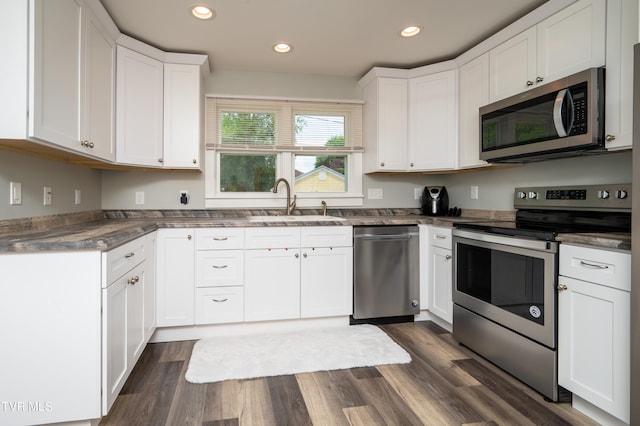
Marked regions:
[100,0,548,78]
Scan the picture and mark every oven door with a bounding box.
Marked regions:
[452,229,558,349]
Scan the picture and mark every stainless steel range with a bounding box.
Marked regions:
[452,184,631,402]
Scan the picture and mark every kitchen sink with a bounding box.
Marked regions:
[246,215,345,222]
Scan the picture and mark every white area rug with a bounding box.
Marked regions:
[185,324,411,383]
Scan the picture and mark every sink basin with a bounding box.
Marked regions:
[246,215,345,222]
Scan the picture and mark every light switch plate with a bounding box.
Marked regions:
[43,186,52,206]
[470,185,479,200]
[74,189,82,205]
[135,191,145,205]
[368,188,383,200]
[10,182,22,205]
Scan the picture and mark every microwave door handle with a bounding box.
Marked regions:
[553,89,569,137]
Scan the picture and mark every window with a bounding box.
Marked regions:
[205,97,363,208]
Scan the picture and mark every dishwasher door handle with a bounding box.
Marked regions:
[356,234,416,240]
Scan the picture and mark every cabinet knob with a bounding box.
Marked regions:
[445,255,452,260]
[410,162,414,167]
[295,253,299,258]
[187,234,192,240]
[380,162,385,167]
[193,159,197,164]
[158,158,164,163]
[557,284,568,291]
[303,253,308,258]
[536,76,544,83]
[127,276,140,285]
[605,134,616,142]
[526,80,534,86]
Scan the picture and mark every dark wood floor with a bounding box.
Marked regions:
[100,321,597,426]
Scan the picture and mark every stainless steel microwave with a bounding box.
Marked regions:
[480,67,605,163]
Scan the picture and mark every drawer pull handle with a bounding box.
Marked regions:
[212,265,228,269]
[213,237,228,241]
[124,252,135,258]
[212,298,228,303]
[436,235,447,239]
[579,260,609,270]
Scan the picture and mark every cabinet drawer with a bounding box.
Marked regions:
[104,236,147,286]
[429,226,452,249]
[195,287,244,324]
[195,250,244,287]
[245,227,300,249]
[195,228,244,250]
[301,226,353,247]
[559,244,631,291]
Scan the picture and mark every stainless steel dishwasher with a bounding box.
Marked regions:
[352,225,420,322]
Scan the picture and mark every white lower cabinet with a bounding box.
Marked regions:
[156,228,195,326]
[558,244,631,424]
[244,226,353,322]
[102,235,154,415]
[245,247,302,321]
[427,226,453,324]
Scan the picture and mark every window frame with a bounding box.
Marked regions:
[205,96,364,208]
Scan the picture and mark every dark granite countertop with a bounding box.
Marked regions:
[0,208,628,253]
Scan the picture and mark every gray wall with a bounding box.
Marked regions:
[0,150,102,220]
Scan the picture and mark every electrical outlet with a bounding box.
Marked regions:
[179,190,190,205]
[368,188,383,200]
[43,186,52,206]
[135,191,145,205]
[74,189,82,205]
[9,182,22,205]
[414,187,422,200]
[470,185,479,200]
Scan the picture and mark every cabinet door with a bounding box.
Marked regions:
[301,246,353,318]
[458,54,489,169]
[81,7,115,161]
[245,248,300,321]
[489,26,537,102]
[558,276,630,423]
[156,229,195,326]
[30,0,82,147]
[428,246,453,323]
[373,78,408,171]
[126,263,146,367]
[103,276,127,415]
[409,71,458,170]
[604,0,638,150]
[163,63,201,168]
[116,46,164,167]
[144,232,157,340]
[536,0,605,85]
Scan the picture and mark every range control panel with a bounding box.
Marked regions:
[514,183,631,211]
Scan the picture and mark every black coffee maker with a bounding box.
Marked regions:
[421,186,449,216]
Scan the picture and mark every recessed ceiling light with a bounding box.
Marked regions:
[191,5,215,20]
[273,43,293,53]
[400,26,421,37]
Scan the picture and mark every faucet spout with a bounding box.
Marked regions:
[273,178,296,215]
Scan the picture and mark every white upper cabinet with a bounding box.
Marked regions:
[115,46,164,167]
[2,0,117,161]
[458,53,489,169]
[489,26,537,102]
[362,77,408,172]
[82,5,116,161]
[409,70,458,171]
[490,0,606,102]
[115,43,206,169]
[163,63,202,168]
[30,0,83,149]
[604,0,639,150]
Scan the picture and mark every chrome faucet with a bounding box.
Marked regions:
[273,178,296,215]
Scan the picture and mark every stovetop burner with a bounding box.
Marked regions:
[454,184,632,241]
